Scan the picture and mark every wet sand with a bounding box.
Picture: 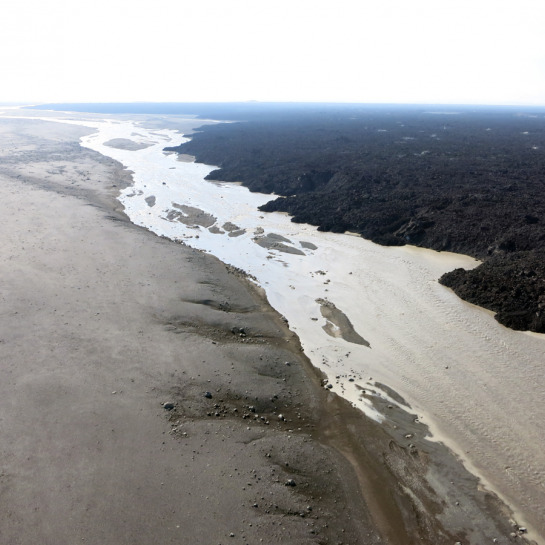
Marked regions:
[0,116,535,544]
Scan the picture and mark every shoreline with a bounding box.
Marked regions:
[0,114,539,544]
[0,116,379,543]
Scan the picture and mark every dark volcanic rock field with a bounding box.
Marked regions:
[164,104,545,333]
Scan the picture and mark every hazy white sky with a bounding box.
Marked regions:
[1,0,544,105]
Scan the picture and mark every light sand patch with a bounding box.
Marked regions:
[316,298,370,347]
[103,138,153,151]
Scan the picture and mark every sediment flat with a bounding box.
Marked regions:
[0,116,534,544]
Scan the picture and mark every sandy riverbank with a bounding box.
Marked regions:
[0,116,534,544]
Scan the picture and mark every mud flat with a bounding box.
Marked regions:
[0,113,538,545]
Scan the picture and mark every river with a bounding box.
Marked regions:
[7,111,545,542]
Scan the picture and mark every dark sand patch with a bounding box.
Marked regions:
[316,298,370,347]
[265,233,291,243]
[103,138,153,151]
[254,233,306,256]
[166,203,216,227]
[222,221,247,237]
[208,225,224,234]
[144,195,156,207]
[222,221,241,231]
[300,240,318,250]
[180,298,257,313]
